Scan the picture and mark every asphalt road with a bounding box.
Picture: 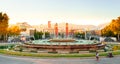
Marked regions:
[0,54,120,64]
[0,55,34,64]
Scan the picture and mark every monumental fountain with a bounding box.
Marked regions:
[16,22,105,53]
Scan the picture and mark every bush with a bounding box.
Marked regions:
[0,44,15,49]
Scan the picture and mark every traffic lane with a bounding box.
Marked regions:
[0,55,34,64]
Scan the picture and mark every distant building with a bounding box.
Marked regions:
[16,22,35,36]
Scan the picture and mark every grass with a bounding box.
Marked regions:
[0,49,95,58]
[0,49,120,58]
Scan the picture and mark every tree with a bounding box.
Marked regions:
[74,32,84,39]
[101,17,120,40]
[34,31,43,40]
[101,26,114,37]
[109,17,120,40]
[8,25,21,36]
[0,12,9,41]
[45,32,50,38]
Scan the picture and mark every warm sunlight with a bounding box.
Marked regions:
[0,0,120,64]
[0,0,119,26]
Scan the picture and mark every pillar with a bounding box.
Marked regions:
[48,21,51,28]
[66,23,68,38]
[54,23,58,37]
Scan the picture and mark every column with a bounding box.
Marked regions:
[54,23,58,37]
[66,23,68,38]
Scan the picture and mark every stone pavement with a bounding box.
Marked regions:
[0,54,120,64]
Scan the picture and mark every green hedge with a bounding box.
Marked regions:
[0,44,15,49]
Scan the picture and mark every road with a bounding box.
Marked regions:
[0,54,120,64]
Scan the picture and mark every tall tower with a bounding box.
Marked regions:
[48,21,51,28]
[54,23,58,37]
[66,23,68,38]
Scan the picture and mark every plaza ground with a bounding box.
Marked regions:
[0,54,120,64]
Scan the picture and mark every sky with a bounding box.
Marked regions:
[0,0,120,26]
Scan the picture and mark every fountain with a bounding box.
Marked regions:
[18,22,105,53]
[21,39,105,53]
